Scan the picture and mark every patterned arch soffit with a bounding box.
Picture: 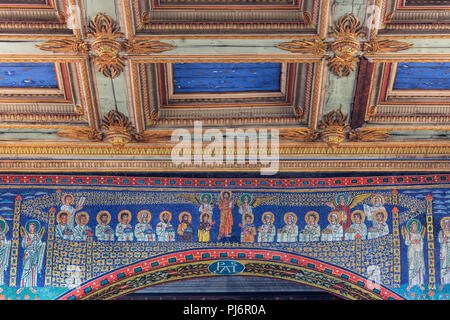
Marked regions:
[57,248,404,300]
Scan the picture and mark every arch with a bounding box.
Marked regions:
[57,248,404,300]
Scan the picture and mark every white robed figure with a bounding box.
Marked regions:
[277,213,298,243]
[363,194,386,223]
[156,211,175,242]
[17,220,46,294]
[0,218,11,291]
[438,217,450,290]
[344,210,368,240]
[257,212,275,243]
[321,211,343,241]
[55,211,74,240]
[134,210,156,241]
[367,209,389,239]
[95,211,115,241]
[300,211,321,242]
[402,219,426,291]
[60,193,84,229]
[73,212,93,241]
[116,210,134,242]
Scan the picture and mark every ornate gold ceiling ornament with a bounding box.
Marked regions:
[279,128,319,142]
[277,14,413,78]
[316,110,390,149]
[318,110,350,149]
[102,110,136,148]
[364,37,414,54]
[37,13,175,79]
[275,37,327,55]
[327,14,366,78]
[348,128,391,142]
[56,128,103,142]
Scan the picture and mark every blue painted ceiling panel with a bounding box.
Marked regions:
[0,62,58,88]
[173,62,282,93]
[393,62,450,90]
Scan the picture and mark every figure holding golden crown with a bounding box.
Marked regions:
[73,212,93,241]
[344,210,367,240]
[321,211,343,241]
[257,212,275,243]
[300,211,320,242]
[277,212,298,243]
[95,211,114,241]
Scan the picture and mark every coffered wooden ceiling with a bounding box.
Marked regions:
[0,0,448,173]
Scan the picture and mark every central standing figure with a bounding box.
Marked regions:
[217,190,234,241]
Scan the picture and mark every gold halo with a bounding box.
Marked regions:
[96,210,111,225]
[0,216,9,234]
[440,217,450,230]
[328,211,341,224]
[117,210,132,223]
[75,211,90,225]
[261,211,274,224]
[242,212,254,224]
[305,211,319,224]
[373,209,387,223]
[137,210,152,224]
[61,193,74,205]
[351,210,365,223]
[284,212,297,225]
[56,210,70,225]
[159,210,172,222]
[220,190,232,200]
[200,212,211,223]
[371,194,385,206]
[179,211,192,223]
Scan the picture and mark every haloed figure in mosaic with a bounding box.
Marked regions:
[156,211,175,242]
[17,220,45,295]
[135,210,155,241]
[239,213,256,243]
[198,213,215,242]
[257,212,275,243]
[345,210,367,240]
[300,211,320,242]
[95,211,114,241]
[322,211,343,242]
[0,218,10,292]
[218,191,234,241]
[177,212,194,242]
[55,211,73,240]
[73,212,93,241]
[116,210,133,242]
[438,217,450,290]
[277,213,298,243]
[403,219,426,292]
[60,193,84,229]
[368,209,389,240]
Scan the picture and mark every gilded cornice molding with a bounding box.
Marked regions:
[277,14,414,78]
[36,13,175,79]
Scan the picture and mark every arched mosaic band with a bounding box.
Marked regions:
[57,248,404,300]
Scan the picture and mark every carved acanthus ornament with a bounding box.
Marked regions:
[277,14,413,78]
[280,110,391,149]
[37,13,175,79]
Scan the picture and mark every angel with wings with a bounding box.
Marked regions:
[16,220,46,294]
[175,193,217,217]
[402,219,426,292]
[237,194,277,224]
[326,193,373,236]
[0,217,11,292]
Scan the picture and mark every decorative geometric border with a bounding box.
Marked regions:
[56,248,404,300]
[0,173,448,189]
